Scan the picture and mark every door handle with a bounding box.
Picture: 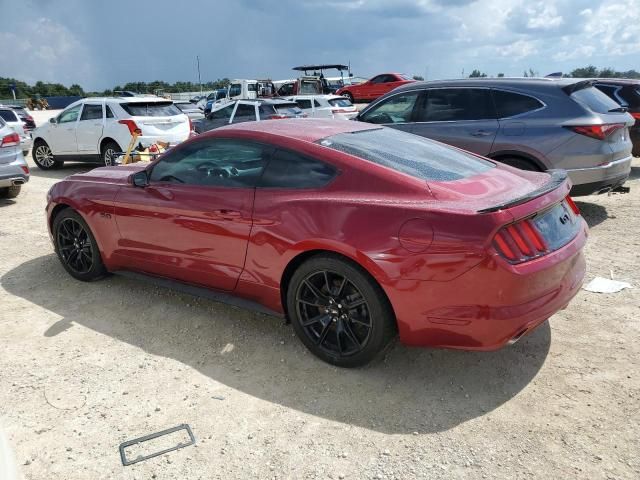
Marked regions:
[214,209,241,220]
[470,130,493,137]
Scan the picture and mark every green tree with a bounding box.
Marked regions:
[469,69,487,78]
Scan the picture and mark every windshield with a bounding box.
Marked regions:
[120,102,182,117]
[274,105,303,116]
[317,127,494,182]
[328,98,353,108]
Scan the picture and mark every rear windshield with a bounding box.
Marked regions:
[0,109,19,122]
[571,86,621,114]
[274,105,303,116]
[120,102,182,117]
[328,98,353,108]
[318,127,494,182]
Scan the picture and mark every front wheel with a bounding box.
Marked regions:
[33,140,63,170]
[53,209,108,281]
[287,254,396,367]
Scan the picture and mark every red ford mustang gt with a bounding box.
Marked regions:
[336,73,415,103]
[46,119,587,367]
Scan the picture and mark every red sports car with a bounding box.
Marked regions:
[336,73,415,103]
[46,119,587,367]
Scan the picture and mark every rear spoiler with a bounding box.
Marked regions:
[477,170,568,213]
[562,80,596,95]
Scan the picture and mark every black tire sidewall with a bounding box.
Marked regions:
[53,209,107,281]
[287,255,395,368]
[498,156,540,172]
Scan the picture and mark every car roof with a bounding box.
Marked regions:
[211,118,377,143]
[85,97,174,104]
[287,94,344,100]
[392,77,580,93]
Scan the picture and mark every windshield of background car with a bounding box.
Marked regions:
[318,127,494,182]
[328,98,353,107]
[121,102,182,117]
[570,86,621,114]
[274,105,303,116]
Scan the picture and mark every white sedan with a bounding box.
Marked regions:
[285,95,358,120]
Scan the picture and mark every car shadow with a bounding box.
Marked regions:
[27,162,98,180]
[0,198,17,207]
[1,254,551,434]
[628,166,640,181]
[574,201,609,228]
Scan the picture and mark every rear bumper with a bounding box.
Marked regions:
[20,134,32,153]
[565,155,632,196]
[386,221,588,350]
[0,156,30,187]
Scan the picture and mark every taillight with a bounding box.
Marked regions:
[494,219,548,263]
[566,124,625,140]
[21,165,29,174]
[266,114,288,120]
[26,115,34,122]
[0,133,20,147]
[631,112,640,120]
[331,108,352,114]
[118,119,141,135]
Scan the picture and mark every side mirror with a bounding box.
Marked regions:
[132,171,149,188]
[49,117,57,124]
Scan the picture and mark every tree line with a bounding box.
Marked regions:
[468,66,640,79]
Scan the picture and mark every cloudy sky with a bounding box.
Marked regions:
[1,0,638,90]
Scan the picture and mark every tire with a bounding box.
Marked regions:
[0,185,21,199]
[101,141,120,167]
[33,140,63,170]
[287,254,396,368]
[342,91,354,103]
[497,156,541,172]
[53,209,108,282]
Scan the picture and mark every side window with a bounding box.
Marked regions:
[296,99,313,109]
[278,83,294,96]
[381,75,395,83]
[260,149,336,189]
[359,91,420,124]
[314,99,322,107]
[80,104,103,121]
[210,104,235,120]
[149,139,267,188]
[417,88,495,122]
[58,105,82,124]
[595,85,626,106]
[232,104,256,123]
[370,75,385,84]
[491,90,544,118]
[105,105,115,118]
[229,84,241,97]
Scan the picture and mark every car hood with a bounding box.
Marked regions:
[66,164,147,185]
[427,164,566,213]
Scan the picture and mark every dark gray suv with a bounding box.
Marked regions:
[356,78,635,196]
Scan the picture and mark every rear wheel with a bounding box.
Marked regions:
[53,209,107,281]
[497,156,541,171]
[101,141,120,166]
[0,185,21,199]
[342,91,354,103]
[287,254,396,367]
[33,140,63,170]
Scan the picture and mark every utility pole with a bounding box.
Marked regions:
[197,56,202,94]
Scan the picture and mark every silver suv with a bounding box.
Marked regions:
[356,78,635,196]
[0,117,29,199]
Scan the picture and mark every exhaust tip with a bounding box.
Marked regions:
[11,179,25,186]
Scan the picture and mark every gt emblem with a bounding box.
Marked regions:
[559,213,570,225]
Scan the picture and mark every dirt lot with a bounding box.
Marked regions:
[0,128,639,478]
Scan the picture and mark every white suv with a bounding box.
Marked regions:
[285,95,358,120]
[31,97,190,170]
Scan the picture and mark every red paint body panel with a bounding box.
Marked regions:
[46,119,588,351]
[336,73,415,102]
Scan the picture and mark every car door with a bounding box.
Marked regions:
[411,88,498,156]
[48,104,82,154]
[366,75,387,100]
[113,138,269,291]
[357,90,422,134]
[76,103,104,153]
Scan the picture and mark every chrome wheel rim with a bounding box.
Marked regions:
[57,218,94,274]
[295,270,372,357]
[35,145,54,167]
[103,148,116,166]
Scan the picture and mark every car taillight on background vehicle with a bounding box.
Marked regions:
[0,133,20,147]
[331,108,352,114]
[20,165,29,174]
[493,196,581,264]
[118,119,141,135]
[266,114,289,120]
[630,112,640,121]
[566,124,625,140]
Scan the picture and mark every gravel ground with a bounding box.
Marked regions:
[0,116,638,479]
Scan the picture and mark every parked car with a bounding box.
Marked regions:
[276,77,323,97]
[285,95,358,120]
[174,101,205,120]
[336,73,415,103]
[0,106,32,156]
[193,99,305,134]
[593,78,640,156]
[196,89,229,111]
[46,119,587,367]
[3,105,36,131]
[31,97,190,169]
[0,117,29,199]
[356,78,635,196]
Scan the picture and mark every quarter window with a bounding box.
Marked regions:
[491,90,544,118]
[150,139,267,188]
[232,104,256,123]
[58,105,82,123]
[209,104,234,120]
[359,92,420,124]
[106,105,115,118]
[417,88,495,122]
[259,149,336,189]
[296,99,313,109]
[80,104,103,121]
